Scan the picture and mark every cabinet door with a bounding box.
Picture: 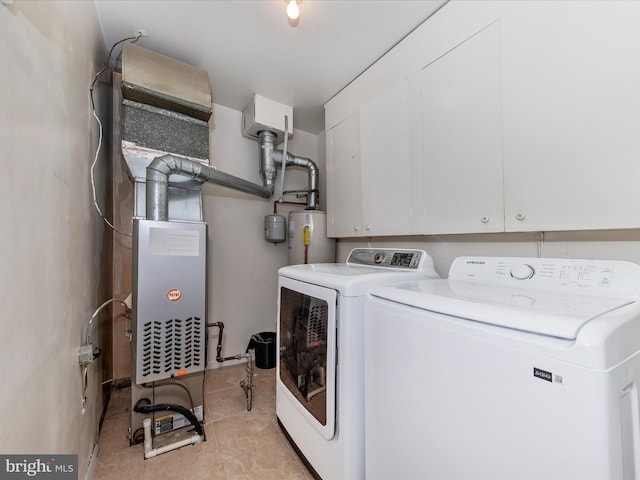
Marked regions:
[325,113,363,237]
[421,22,504,234]
[501,2,640,231]
[360,80,413,235]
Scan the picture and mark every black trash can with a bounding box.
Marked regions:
[247,331,276,369]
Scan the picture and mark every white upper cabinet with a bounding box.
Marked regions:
[326,113,362,237]
[421,21,504,234]
[500,1,640,231]
[327,81,416,237]
[325,1,640,237]
[360,80,414,235]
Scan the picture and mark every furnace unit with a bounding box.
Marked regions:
[131,219,207,384]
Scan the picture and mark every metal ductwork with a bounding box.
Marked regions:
[146,154,272,221]
[257,130,319,211]
[145,134,319,221]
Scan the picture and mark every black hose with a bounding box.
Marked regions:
[142,381,196,414]
[133,398,204,437]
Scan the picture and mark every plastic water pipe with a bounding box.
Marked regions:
[142,418,202,459]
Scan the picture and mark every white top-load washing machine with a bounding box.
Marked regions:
[364,256,640,479]
[277,248,439,480]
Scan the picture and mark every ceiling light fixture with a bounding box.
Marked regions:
[286,0,300,23]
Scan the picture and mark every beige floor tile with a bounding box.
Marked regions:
[97,412,131,455]
[203,366,275,421]
[104,387,131,419]
[250,377,276,419]
[181,424,225,479]
[213,410,283,462]
[204,363,275,393]
[222,449,309,480]
[93,444,144,480]
[204,363,249,393]
[143,445,191,480]
[205,384,250,422]
[94,364,312,480]
[181,460,227,480]
[252,366,276,385]
[274,427,316,480]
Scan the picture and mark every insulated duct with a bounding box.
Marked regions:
[146,132,319,221]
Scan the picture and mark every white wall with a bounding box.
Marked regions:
[204,103,321,365]
[0,1,109,478]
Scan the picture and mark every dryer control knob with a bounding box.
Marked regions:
[510,264,535,280]
[373,252,385,264]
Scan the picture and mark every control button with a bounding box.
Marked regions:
[510,264,535,280]
[374,252,385,264]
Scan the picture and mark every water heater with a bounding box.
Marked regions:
[287,211,335,265]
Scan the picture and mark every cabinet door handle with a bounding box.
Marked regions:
[354,226,360,232]
[481,216,490,224]
[365,225,371,231]
[516,213,526,221]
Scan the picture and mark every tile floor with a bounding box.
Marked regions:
[92,363,314,480]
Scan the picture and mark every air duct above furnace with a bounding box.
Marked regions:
[120,44,320,219]
[122,43,212,122]
[121,43,212,221]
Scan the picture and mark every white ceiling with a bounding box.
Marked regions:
[95,0,446,134]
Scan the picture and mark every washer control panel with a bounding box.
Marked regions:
[449,256,640,294]
[348,248,426,270]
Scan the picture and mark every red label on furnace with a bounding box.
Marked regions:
[167,288,182,301]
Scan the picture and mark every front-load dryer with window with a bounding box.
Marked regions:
[364,256,640,479]
[277,248,439,480]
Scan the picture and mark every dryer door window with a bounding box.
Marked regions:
[278,279,337,440]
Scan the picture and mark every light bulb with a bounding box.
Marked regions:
[286,0,299,20]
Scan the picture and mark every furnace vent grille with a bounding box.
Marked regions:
[140,316,203,380]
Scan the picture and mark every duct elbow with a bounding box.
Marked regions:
[147,154,211,182]
[271,150,319,209]
[145,154,210,221]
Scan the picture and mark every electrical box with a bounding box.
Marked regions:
[242,94,293,144]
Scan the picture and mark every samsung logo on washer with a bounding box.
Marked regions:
[466,260,486,265]
[533,367,553,382]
